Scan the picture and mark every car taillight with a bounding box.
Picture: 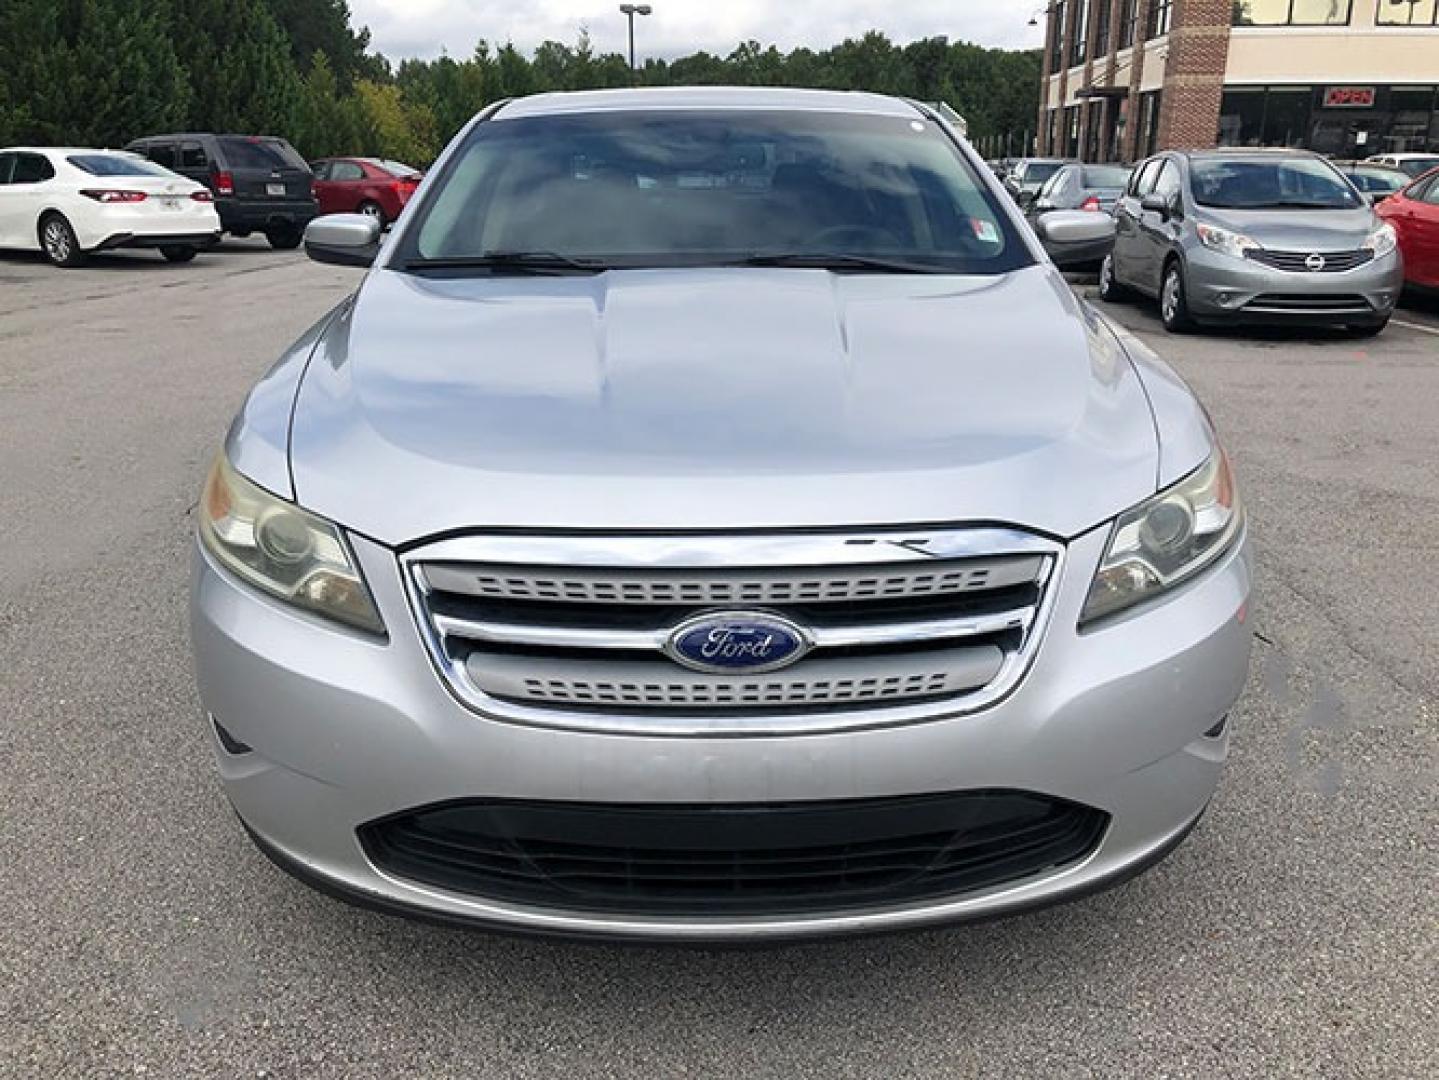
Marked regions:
[80,189,148,203]
[1080,195,1102,212]
[190,190,214,203]
[214,170,234,196]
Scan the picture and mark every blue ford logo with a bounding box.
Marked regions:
[665,612,811,674]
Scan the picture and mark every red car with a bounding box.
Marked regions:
[310,157,422,226]
[1376,168,1439,292]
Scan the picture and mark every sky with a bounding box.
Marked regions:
[347,0,1047,63]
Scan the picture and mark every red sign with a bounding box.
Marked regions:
[1323,87,1376,108]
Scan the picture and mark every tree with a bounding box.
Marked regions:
[355,79,437,163]
[0,5,1043,164]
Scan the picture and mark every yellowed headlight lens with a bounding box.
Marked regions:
[198,454,385,635]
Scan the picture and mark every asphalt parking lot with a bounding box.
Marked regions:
[1,239,1435,1078]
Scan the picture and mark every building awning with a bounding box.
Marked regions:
[1075,85,1130,100]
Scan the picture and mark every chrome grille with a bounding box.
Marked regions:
[466,648,1005,708]
[403,530,1061,735]
[423,557,1040,606]
[1245,249,1374,274]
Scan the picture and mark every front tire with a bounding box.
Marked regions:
[160,245,197,263]
[266,225,301,250]
[1097,252,1130,302]
[39,213,85,268]
[1160,259,1195,333]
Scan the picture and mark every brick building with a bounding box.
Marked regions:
[1036,0,1439,162]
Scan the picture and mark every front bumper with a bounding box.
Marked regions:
[1184,245,1404,325]
[191,524,1254,942]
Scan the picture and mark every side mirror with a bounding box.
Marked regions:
[1034,210,1116,268]
[1139,192,1170,217]
[304,213,381,268]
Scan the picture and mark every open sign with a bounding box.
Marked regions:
[1324,87,1376,108]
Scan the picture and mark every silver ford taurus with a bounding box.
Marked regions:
[191,88,1252,942]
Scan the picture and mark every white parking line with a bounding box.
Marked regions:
[1393,319,1439,337]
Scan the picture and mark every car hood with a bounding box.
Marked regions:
[288,264,1162,544]
[1200,206,1377,248]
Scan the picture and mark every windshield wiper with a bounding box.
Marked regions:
[401,250,606,275]
[732,252,952,274]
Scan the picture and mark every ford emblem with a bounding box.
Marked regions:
[665,611,811,675]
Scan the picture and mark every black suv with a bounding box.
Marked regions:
[124,134,317,248]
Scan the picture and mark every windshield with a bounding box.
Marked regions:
[1396,156,1439,178]
[217,137,309,172]
[1080,165,1132,189]
[1190,158,1363,210]
[398,110,1030,275]
[378,159,421,178]
[1349,168,1405,193]
[67,154,170,177]
[1021,161,1062,184]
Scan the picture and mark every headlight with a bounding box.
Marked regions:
[1364,222,1397,259]
[1195,222,1260,260]
[1080,449,1243,626]
[198,453,385,634]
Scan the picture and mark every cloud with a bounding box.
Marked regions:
[348,0,1045,62]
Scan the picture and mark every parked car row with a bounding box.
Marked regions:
[0,132,423,268]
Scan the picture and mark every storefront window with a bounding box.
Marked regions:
[1085,101,1105,161]
[1067,106,1083,156]
[1219,85,1439,156]
[1148,0,1174,37]
[1219,89,1267,145]
[1233,0,1353,24]
[1375,0,1439,25]
[1109,95,1130,161]
[1386,86,1438,150]
[1138,91,1162,156]
[1263,89,1312,145]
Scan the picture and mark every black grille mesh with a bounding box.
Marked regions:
[360,791,1109,915]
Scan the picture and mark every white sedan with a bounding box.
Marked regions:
[0,147,222,267]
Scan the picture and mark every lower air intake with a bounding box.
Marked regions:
[359,791,1109,916]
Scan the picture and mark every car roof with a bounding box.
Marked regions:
[2,146,125,155]
[495,86,925,121]
[1181,147,1322,160]
[130,133,290,142]
[1333,159,1407,170]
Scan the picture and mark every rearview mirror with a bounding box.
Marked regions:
[305,214,381,268]
[1034,211,1116,268]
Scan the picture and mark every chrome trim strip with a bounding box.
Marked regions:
[408,527,1057,569]
[399,528,1065,737]
[431,607,1033,652]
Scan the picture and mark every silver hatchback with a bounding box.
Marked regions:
[1100,149,1403,335]
[191,88,1252,942]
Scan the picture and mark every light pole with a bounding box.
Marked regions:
[619,4,652,83]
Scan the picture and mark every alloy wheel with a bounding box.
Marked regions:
[43,221,71,262]
[1162,271,1180,323]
